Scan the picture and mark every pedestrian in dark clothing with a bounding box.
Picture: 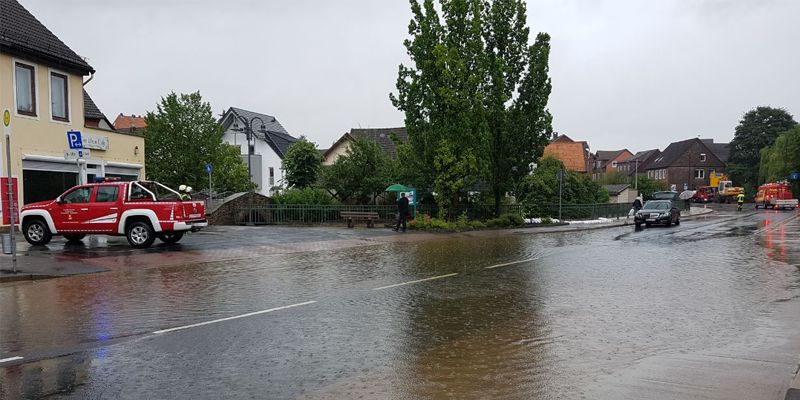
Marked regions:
[394,193,410,232]
[632,197,643,212]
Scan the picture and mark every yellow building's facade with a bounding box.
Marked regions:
[0,0,144,220]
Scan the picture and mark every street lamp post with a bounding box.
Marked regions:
[232,117,268,225]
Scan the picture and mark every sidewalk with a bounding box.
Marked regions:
[514,205,714,234]
[787,367,800,400]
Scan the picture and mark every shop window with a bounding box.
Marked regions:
[15,62,36,116]
[23,170,78,204]
[50,72,69,121]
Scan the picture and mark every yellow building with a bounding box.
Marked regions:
[0,0,144,218]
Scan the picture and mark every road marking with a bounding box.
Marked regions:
[372,273,459,291]
[0,356,23,364]
[485,258,535,270]
[153,301,317,335]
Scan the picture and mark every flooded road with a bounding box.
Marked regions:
[1,208,799,399]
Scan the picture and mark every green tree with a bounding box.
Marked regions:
[391,0,489,216]
[759,126,800,184]
[322,138,394,204]
[485,5,553,215]
[144,91,252,193]
[728,106,797,187]
[634,176,668,200]
[282,138,321,189]
[597,171,629,185]
[517,157,607,217]
[392,0,552,216]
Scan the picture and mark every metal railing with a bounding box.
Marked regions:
[234,204,399,225]
[536,203,632,220]
[231,202,655,225]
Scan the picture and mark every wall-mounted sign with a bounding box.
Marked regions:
[64,149,92,160]
[82,134,109,150]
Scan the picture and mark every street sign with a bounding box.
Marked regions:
[67,130,83,149]
[64,149,91,160]
[791,171,799,181]
[205,163,213,174]
[3,109,10,137]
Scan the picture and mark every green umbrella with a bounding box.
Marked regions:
[385,184,411,192]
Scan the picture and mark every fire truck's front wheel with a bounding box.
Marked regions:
[23,219,52,246]
[126,221,156,249]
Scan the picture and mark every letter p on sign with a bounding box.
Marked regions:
[67,130,83,149]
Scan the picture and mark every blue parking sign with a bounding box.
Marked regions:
[67,130,83,149]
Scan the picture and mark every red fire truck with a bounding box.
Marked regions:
[19,179,207,248]
[754,182,798,210]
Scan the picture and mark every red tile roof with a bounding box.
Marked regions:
[113,114,147,131]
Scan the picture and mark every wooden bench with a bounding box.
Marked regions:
[340,211,380,228]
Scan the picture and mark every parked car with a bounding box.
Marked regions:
[691,186,715,203]
[651,191,680,202]
[634,200,681,229]
[20,179,207,248]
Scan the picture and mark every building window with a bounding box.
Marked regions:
[50,72,69,121]
[700,153,707,162]
[694,169,705,179]
[611,161,617,168]
[269,167,275,186]
[15,62,36,116]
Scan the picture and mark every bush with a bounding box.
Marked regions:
[272,188,335,205]
[541,216,552,225]
[486,213,525,228]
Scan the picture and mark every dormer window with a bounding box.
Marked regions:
[700,153,707,162]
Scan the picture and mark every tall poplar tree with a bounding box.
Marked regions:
[392,0,552,216]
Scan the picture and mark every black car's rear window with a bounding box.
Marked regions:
[643,201,670,210]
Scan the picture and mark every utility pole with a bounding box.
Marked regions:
[3,109,16,270]
[558,168,564,221]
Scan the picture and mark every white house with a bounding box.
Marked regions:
[219,107,297,196]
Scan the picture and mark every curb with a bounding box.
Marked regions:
[786,365,800,400]
[0,272,58,283]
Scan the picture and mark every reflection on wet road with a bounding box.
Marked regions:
[1,209,799,399]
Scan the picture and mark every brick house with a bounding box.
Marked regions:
[616,149,661,177]
[645,138,729,191]
[541,134,591,173]
[592,149,633,180]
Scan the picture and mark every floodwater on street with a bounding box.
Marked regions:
[1,209,799,399]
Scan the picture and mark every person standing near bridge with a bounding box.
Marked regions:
[394,193,410,232]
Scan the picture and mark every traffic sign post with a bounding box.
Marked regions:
[65,131,89,184]
[3,109,16,269]
[205,163,213,202]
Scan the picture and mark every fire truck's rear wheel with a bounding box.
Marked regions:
[158,231,184,244]
[23,219,52,246]
[126,221,155,248]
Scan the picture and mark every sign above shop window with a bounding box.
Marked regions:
[83,134,109,150]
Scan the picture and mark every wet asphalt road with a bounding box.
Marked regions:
[1,207,799,399]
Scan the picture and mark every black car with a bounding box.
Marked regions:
[634,200,681,229]
[651,191,680,201]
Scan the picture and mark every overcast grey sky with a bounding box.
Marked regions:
[24,0,800,153]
